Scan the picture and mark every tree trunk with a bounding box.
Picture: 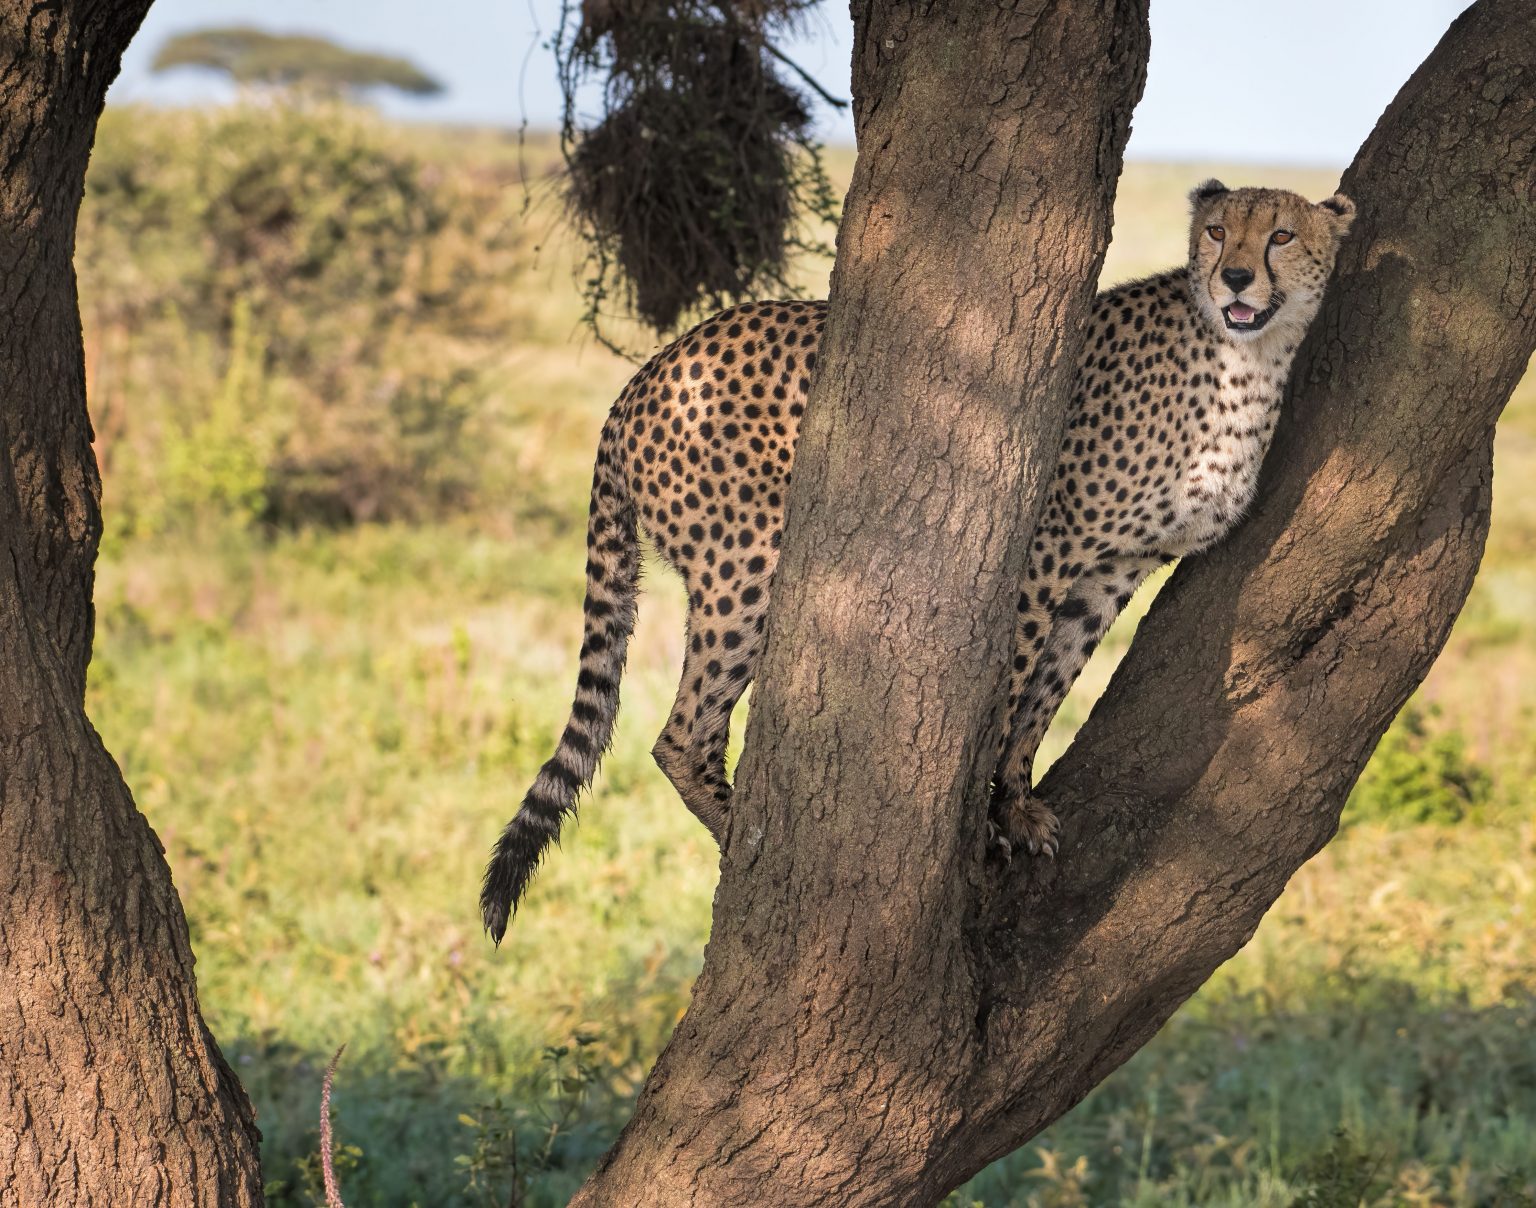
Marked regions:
[572,0,1536,1204]
[0,3,264,1204]
[573,1,1151,1203]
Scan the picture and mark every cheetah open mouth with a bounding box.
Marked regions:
[1223,300,1278,331]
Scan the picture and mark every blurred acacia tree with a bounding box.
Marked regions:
[152,26,443,100]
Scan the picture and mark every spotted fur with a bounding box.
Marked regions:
[481,181,1353,939]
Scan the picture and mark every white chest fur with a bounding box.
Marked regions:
[1165,338,1291,556]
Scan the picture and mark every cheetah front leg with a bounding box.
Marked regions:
[652,597,769,846]
[990,542,1079,859]
[992,554,1159,858]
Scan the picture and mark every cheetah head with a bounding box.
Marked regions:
[1187,179,1355,342]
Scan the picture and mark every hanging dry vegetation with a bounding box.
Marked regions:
[557,0,841,337]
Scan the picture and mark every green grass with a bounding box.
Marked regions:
[95,521,706,1205]
[80,110,1536,1205]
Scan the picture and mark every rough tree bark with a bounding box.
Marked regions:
[0,3,264,1204]
[572,0,1536,1204]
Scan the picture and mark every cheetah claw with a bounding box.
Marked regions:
[1024,823,1060,860]
[985,818,1014,865]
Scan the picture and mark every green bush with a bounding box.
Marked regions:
[1346,702,1493,828]
[79,102,528,532]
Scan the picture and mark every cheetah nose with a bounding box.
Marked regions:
[1221,267,1255,292]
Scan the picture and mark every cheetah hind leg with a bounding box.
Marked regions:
[652,724,731,844]
[651,605,766,847]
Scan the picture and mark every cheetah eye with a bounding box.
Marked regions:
[1270,230,1294,245]
[1206,225,1225,242]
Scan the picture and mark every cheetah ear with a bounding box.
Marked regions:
[1317,192,1356,236]
[1189,178,1228,208]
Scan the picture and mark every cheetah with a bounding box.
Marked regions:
[481,180,1355,941]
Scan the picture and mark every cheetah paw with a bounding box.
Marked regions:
[1019,809,1061,859]
[990,789,1060,860]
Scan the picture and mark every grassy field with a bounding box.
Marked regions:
[79,107,1535,1206]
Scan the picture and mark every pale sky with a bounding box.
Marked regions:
[110,1,1468,166]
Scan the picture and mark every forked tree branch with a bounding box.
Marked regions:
[571,1,1535,1204]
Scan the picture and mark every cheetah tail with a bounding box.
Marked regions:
[480,432,639,945]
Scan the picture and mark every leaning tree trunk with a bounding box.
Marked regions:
[572,0,1536,1204]
[0,3,264,1204]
